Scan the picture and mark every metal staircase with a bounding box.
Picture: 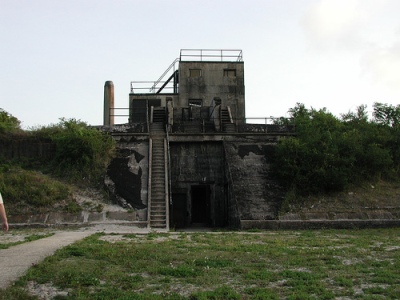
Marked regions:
[221,107,236,133]
[148,107,169,229]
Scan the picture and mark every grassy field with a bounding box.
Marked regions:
[2,228,400,299]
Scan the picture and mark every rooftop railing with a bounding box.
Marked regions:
[180,49,243,62]
[130,81,177,94]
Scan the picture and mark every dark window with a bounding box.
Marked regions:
[224,69,236,77]
[188,99,202,107]
[130,99,161,123]
[189,69,202,77]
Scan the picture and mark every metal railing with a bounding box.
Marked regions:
[106,109,295,134]
[245,117,280,125]
[180,49,243,62]
[130,81,178,94]
[171,117,295,134]
[130,58,179,94]
[150,58,179,93]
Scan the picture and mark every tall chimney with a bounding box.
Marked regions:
[104,81,114,126]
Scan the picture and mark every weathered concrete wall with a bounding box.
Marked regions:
[224,149,240,228]
[170,141,226,227]
[10,210,148,228]
[178,61,245,120]
[105,136,149,218]
[0,135,56,160]
[224,141,285,222]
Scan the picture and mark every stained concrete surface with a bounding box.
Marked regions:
[0,225,150,289]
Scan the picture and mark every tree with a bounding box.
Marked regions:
[272,103,397,197]
[373,102,400,128]
[34,118,115,184]
[0,108,21,133]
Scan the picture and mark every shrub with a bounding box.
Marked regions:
[0,167,73,212]
[33,118,115,184]
[0,108,21,134]
[272,103,400,198]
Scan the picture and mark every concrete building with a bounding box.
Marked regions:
[104,49,293,230]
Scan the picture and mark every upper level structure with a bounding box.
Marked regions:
[129,49,245,133]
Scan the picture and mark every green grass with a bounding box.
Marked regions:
[1,228,400,299]
[0,231,54,249]
[0,166,77,215]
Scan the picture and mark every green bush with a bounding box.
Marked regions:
[273,103,400,197]
[33,118,115,184]
[0,112,115,211]
[0,108,21,134]
[0,167,73,212]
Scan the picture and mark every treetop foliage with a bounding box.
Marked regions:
[33,118,115,184]
[0,108,21,134]
[272,102,400,197]
[0,112,115,186]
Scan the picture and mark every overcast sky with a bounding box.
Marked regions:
[1,0,400,128]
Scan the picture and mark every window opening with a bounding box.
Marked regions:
[188,99,202,107]
[224,69,236,77]
[189,69,202,77]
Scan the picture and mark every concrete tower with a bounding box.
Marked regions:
[104,81,114,126]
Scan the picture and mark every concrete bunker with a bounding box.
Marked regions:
[103,49,293,230]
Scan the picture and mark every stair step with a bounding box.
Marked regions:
[150,225,167,229]
[151,215,166,219]
[151,206,166,211]
[149,125,167,229]
[150,207,165,211]
[151,219,166,223]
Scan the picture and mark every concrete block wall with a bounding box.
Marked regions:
[0,135,56,160]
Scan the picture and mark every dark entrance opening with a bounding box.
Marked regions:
[171,193,187,229]
[191,185,210,225]
[130,99,161,123]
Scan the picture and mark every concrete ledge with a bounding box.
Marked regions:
[9,211,148,228]
[240,219,400,230]
[47,213,84,224]
[10,221,148,229]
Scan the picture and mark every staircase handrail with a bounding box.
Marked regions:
[164,137,170,230]
[150,58,179,93]
[147,138,153,228]
[166,124,172,207]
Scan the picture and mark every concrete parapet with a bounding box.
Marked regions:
[106,211,137,222]
[241,219,400,230]
[9,210,148,228]
[47,213,84,224]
